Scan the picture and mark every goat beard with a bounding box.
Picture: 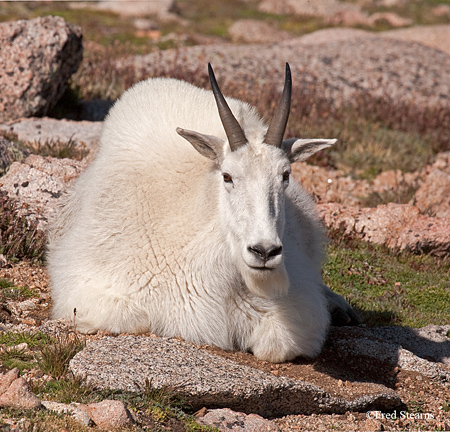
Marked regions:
[240,264,290,299]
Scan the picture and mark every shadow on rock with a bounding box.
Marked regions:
[311,324,450,389]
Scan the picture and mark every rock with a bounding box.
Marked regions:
[327,10,412,28]
[90,0,179,21]
[228,19,291,44]
[131,33,450,113]
[0,154,87,231]
[362,417,384,432]
[258,0,361,18]
[0,374,41,409]
[0,368,19,395]
[133,18,160,32]
[327,325,450,381]
[381,24,450,56]
[369,12,412,27]
[318,202,450,257]
[293,164,421,207]
[197,408,281,431]
[432,4,450,17]
[70,335,402,417]
[79,400,133,430]
[372,170,421,196]
[327,10,371,26]
[41,401,92,426]
[6,342,29,352]
[293,27,371,45]
[0,136,30,176]
[0,16,83,122]
[14,299,38,315]
[413,168,450,218]
[292,162,370,206]
[0,117,103,158]
[432,151,450,174]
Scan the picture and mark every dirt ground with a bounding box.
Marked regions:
[1,260,449,431]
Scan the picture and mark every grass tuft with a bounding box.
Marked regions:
[0,346,35,372]
[35,331,86,379]
[0,191,46,263]
[22,137,89,161]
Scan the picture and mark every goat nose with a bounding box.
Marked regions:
[248,244,283,261]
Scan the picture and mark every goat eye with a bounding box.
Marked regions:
[282,172,290,183]
[223,173,233,183]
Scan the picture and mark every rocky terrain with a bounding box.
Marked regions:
[0,0,450,430]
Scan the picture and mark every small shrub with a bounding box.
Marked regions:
[360,183,419,208]
[23,137,89,161]
[0,191,46,262]
[34,375,97,405]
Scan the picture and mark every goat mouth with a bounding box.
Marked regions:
[248,265,275,271]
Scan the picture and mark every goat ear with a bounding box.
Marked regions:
[282,138,337,163]
[177,128,225,162]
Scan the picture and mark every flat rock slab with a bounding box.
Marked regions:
[70,334,402,417]
[0,117,103,156]
[325,325,450,384]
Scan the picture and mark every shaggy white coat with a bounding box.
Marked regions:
[48,78,332,363]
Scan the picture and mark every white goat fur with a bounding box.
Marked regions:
[49,77,335,363]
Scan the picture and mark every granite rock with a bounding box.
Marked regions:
[228,19,291,44]
[318,202,450,257]
[0,16,83,122]
[0,368,20,396]
[258,0,361,17]
[79,400,134,430]
[197,408,281,431]
[0,117,103,159]
[41,401,92,426]
[70,335,402,417]
[0,368,41,410]
[0,154,87,231]
[131,33,450,113]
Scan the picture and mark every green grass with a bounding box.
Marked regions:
[0,278,39,300]
[0,347,35,371]
[0,331,48,348]
[0,332,49,372]
[324,235,450,327]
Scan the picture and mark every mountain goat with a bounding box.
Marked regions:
[48,63,359,363]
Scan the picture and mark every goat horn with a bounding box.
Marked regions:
[208,63,247,151]
[264,63,292,148]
